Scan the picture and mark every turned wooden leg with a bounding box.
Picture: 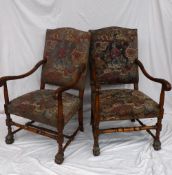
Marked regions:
[78,91,84,132]
[55,131,64,164]
[93,130,100,156]
[5,113,14,144]
[78,105,84,132]
[153,117,162,151]
[90,95,93,125]
[90,110,92,125]
[92,122,100,156]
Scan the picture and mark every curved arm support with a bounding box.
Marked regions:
[54,63,86,129]
[136,59,171,91]
[0,59,46,87]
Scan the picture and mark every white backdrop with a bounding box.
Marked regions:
[0,0,172,174]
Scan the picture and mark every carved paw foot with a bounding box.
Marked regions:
[93,146,100,156]
[55,153,64,164]
[5,134,14,144]
[153,140,161,151]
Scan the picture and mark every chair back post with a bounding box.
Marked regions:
[40,55,48,90]
[79,89,84,100]
[134,83,138,90]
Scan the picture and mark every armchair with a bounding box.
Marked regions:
[0,28,91,164]
[89,26,171,156]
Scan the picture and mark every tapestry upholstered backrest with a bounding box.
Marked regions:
[41,28,91,90]
[89,27,138,85]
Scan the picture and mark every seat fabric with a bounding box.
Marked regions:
[99,89,160,121]
[7,90,81,127]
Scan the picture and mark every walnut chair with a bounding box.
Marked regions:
[0,28,90,164]
[89,27,171,156]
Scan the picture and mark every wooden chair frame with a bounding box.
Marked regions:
[90,59,171,156]
[0,59,86,164]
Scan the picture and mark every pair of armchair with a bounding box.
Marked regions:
[0,27,171,164]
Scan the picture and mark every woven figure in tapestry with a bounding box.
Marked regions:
[0,28,91,164]
[89,26,171,156]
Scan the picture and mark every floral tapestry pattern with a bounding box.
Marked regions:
[7,90,81,127]
[42,28,90,90]
[90,27,138,84]
[99,89,160,121]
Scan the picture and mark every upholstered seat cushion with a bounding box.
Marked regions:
[99,89,160,121]
[7,90,81,127]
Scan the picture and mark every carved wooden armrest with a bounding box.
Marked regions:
[136,59,171,91]
[0,59,46,87]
